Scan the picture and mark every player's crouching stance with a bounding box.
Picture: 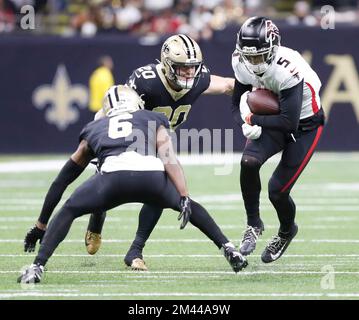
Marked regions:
[18,86,247,284]
[231,17,325,262]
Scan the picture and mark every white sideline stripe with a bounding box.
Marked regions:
[1,153,359,173]
[1,239,359,243]
[1,292,359,298]
[2,254,359,258]
[3,270,359,275]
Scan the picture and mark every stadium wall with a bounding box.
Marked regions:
[0,25,358,153]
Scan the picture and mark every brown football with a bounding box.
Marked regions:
[247,89,280,115]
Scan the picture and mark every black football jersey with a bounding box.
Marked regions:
[79,110,169,166]
[126,63,211,129]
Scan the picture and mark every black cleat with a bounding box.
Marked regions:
[17,263,44,284]
[261,224,298,263]
[222,243,248,273]
[239,221,264,256]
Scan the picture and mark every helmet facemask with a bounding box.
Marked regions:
[235,18,281,75]
[161,34,203,90]
[164,59,203,89]
[238,43,278,75]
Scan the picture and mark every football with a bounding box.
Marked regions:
[247,89,280,115]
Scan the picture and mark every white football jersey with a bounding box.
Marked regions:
[232,46,321,119]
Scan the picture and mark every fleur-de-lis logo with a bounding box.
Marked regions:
[32,64,88,130]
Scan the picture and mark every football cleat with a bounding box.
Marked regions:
[126,258,148,271]
[222,243,248,273]
[17,263,44,284]
[261,224,298,263]
[85,231,102,255]
[239,221,264,256]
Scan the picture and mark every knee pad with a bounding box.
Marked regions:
[241,155,262,171]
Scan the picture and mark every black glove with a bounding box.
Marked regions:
[24,226,45,252]
[178,196,192,230]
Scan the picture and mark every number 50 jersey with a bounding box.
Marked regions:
[126,63,211,130]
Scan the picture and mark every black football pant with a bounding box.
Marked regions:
[34,171,229,266]
[240,125,324,233]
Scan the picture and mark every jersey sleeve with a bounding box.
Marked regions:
[199,65,211,92]
[79,123,91,143]
[125,66,151,96]
[231,53,251,85]
[155,112,170,129]
[276,50,304,91]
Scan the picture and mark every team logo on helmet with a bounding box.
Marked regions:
[265,20,280,43]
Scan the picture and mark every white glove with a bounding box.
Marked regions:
[242,123,262,140]
[240,91,251,123]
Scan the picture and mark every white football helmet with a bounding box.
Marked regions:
[102,85,144,117]
[160,34,203,89]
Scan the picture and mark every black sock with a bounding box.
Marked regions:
[240,156,262,227]
[269,192,296,233]
[189,200,228,249]
[34,207,77,266]
[125,204,163,260]
[87,211,107,234]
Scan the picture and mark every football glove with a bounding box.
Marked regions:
[178,196,192,230]
[240,91,252,123]
[242,123,262,140]
[24,225,45,252]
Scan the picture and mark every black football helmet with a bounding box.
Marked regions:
[235,17,281,75]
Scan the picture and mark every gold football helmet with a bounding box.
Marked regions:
[160,34,203,89]
[102,85,144,116]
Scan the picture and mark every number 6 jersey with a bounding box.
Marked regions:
[126,63,211,130]
[80,110,169,172]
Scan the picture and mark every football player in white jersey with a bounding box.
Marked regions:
[231,17,325,263]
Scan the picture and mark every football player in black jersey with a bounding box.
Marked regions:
[18,86,247,284]
[24,34,235,271]
[86,34,234,270]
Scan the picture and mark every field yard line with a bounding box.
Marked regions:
[1,216,359,223]
[1,239,359,243]
[2,206,359,212]
[2,254,359,258]
[1,292,359,298]
[2,270,359,275]
[2,196,359,204]
[0,224,355,230]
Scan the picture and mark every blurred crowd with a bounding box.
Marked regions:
[0,0,358,39]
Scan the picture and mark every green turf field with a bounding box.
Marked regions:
[0,153,358,300]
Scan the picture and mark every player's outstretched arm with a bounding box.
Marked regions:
[156,125,191,229]
[203,75,235,96]
[23,140,93,252]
